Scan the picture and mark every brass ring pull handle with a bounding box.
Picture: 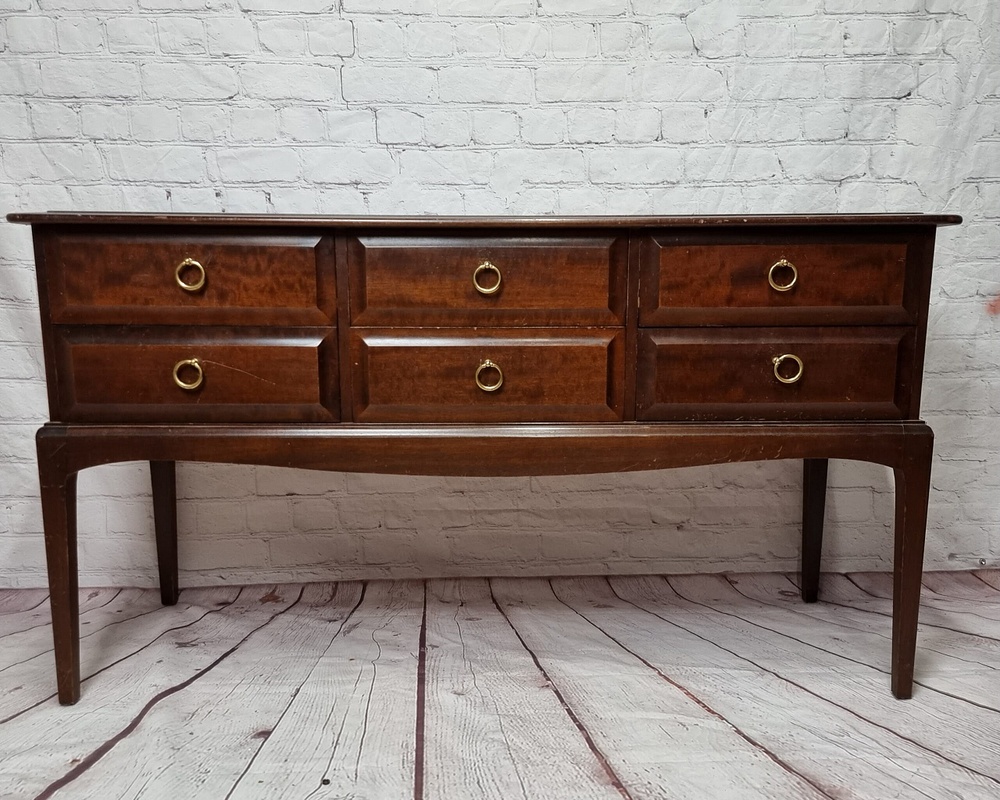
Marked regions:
[475,359,503,392]
[473,261,502,295]
[173,358,204,391]
[175,257,206,292]
[772,353,804,385]
[768,258,797,292]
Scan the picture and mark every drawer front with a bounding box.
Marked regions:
[350,328,625,422]
[53,327,338,422]
[639,231,912,326]
[348,234,627,326]
[636,327,914,421]
[42,230,335,325]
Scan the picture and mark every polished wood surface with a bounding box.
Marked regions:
[7,212,963,227]
[635,326,913,421]
[43,228,335,325]
[348,233,628,326]
[7,212,959,704]
[639,231,913,326]
[52,327,339,422]
[350,328,625,422]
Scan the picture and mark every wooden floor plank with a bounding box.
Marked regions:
[0,588,118,639]
[0,573,998,800]
[666,574,1000,780]
[812,573,1000,644]
[759,573,1000,670]
[974,571,1000,592]
[923,572,1000,601]
[0,589,49,615]
[0,588,157,671]
[423,578,624,800]
[604,575,999,800]
[225,580,423,800]
[45,582,364,800]
[0,585,298,799]
[491,576,831,800]
[847,572,1000,626]
[0,586,242,721]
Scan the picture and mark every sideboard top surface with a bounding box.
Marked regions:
[7,212,963,228]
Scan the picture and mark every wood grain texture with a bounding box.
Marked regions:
[0,572,997,799]
[7,212,964,227]
[348,233,628,326]
[636,327,914,421]
[350,328,626,422]
[638,230,915,326]
[226,581,420,800]
[52,327,339,423]
[423,579,625,800]
[41,229,335,326]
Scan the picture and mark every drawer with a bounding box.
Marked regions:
[636,327,914,421]
[52,327,338,422]
[350,328,625,422]
[638,230,913,326]
[41,229,335,325]
[348,233,627,326]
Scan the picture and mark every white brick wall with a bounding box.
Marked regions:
[1,0,998,588]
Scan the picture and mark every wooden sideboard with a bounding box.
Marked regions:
[7,211,961,705]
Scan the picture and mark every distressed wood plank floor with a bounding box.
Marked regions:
[1,572,998,800]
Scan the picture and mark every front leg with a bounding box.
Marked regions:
[38,445,81,705]
[891,428,934,699]
[800,458,828,603]
[150,461,179,606]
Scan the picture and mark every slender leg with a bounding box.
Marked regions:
[800,458,829,603]
[38,455,80,705]
[150,461,179,606]
[891,437,933,700]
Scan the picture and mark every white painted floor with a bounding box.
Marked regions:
[1,572,998,800]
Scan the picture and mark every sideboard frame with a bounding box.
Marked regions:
[36,420,933,705]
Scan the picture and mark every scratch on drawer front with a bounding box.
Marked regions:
[199,360,278,386]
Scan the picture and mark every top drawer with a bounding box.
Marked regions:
[348,233,628,326]
[41,229,335,325]
[638,229,914,326]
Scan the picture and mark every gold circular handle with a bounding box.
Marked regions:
[772,353,804,385]
[175,257,206,292]
[473,261,502,295]
[475,359,503,392]
[768,258,797,292]
[172,358,204,391]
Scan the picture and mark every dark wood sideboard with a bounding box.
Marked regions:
[7,212,961,705]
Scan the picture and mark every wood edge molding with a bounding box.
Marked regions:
[36,420,931,478]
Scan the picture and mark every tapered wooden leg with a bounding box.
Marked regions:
[800,458,828,603]
[150,461,179,606]
[891,435,933,699]
[39,458,80,705]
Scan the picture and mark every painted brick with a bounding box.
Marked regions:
[0,0,996,587]
[241,64,339,102]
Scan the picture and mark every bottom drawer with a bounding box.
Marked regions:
[636,327,914,420]
[53,327,339,422]
[350,328,625,422]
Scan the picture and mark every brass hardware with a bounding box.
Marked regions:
[172,358,204,391]
[772,353,804,384]
[475,359,503,392]
[768,258,797,292]
[473,261,502,295]
[175,257,206,292]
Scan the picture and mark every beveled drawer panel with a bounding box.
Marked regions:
[42,230,335,325]
[350,328,625,422]
[53,327,338,422]
[348,233,628,326]
[639,230,912,326]
[636,327,914,421]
